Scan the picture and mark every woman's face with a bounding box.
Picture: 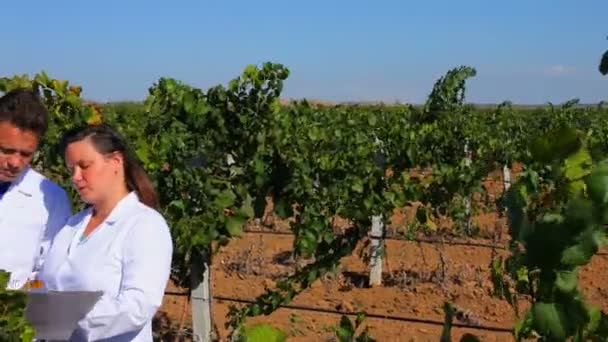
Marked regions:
[64,137,123,205]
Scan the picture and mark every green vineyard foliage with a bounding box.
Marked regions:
[237,323,288,342]
[600,42,608,75]
[0,271,35,342]
[133,63,290,288]
[1,62,608,340]
[492,127,608,340]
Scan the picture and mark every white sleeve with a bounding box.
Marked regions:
[32,188,72,277]
[74,214,173,340]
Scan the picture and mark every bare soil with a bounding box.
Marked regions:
[152,166,608,341]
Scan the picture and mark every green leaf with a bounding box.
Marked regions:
[183,91,196,114]
[335,326,353,342]
[585,165,608,206]
[168,200,185,212]
[337,315,355,340]
[568,179,586,197]
[415,206,428,224]
[195,101,211,115]
[228,79,239,91]
[253,195,267,218]
[297,230,318,256]
[273,197,293,219]
[514,310,534,341]
[504,184,531,241]
[561,229,605,266]
[19,326,35,342]
[564,147,592,182]
[355,312,366,327]
[135,145,150,165]
[351,178,364,193]
[0,270,9,289]
[530,127,580,163]
[243,64,259,80]
[81,106,101,124]
[415,205,437,230]
[516,265,529,285]
[563,199,594,234]
[236,195,254,219]
[367,115,377,126]
[539,212,564,225]
[243,323,288,342]
[0,78,8,92]
[383,190,396,206]
[555,270,577,294]
[0,269,34,340]
[308,126,321,141]
[215,189,237,208]
[225,216,246,237]
[582,305,602,338]
[531,302,568,340]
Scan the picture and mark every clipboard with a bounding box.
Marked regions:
[24,290,103,341]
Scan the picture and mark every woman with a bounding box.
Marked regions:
[38,123,173,341]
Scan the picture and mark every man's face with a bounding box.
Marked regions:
[0,121,39,182]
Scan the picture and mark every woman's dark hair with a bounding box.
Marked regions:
[60,123,159,210]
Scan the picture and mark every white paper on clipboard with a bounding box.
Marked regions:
[24,290,103,341]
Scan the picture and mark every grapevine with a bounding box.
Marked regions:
[492,127,608,340]
[225,66,495,330]
[0,271,35,342]
[2,62,608,340]
[599,39,608,75]
[130,63,289,290]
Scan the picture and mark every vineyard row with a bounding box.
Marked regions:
[2,63,608,340]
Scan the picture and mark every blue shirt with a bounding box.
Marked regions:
[0,182,10,199]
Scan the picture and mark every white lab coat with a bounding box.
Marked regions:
[39,191,173,342]
[0,166,71,290]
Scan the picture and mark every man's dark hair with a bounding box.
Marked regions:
[0,88,49,138]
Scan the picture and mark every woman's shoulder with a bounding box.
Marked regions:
[122,201,173,249]
[131,201,168,224]
[123,201,172,239]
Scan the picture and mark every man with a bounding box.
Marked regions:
[0,88,72,290]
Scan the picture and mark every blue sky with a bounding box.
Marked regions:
[1,0,606,104]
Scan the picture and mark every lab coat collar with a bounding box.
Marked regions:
[103,191,140,225]
[9,167,38,197]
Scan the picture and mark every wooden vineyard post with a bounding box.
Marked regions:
[190,249,212,342]
[496,164,512,242]
[502,164,511,191]
[368,215,384,286]
[368,137,387,286]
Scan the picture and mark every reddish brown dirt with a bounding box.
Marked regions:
[152,165,608,341]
